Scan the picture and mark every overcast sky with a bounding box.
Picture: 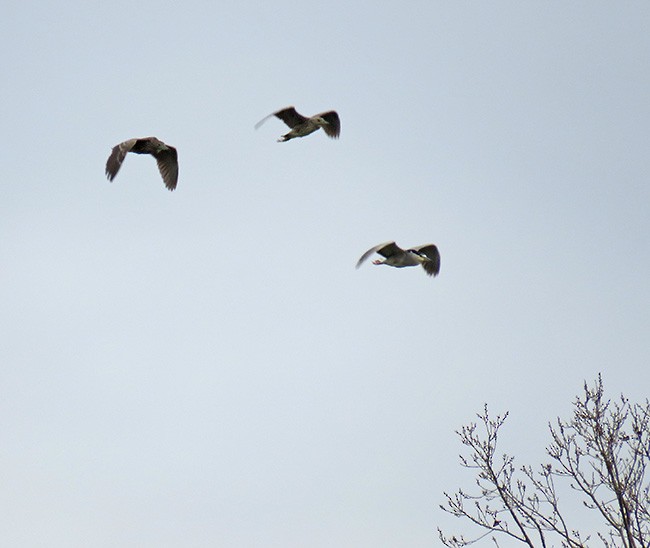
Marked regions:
[2,2,650,546]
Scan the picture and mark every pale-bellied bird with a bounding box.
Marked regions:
[105,137,178,191]
[255,106,340,142]
[356,242,441,277]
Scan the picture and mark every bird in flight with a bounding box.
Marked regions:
[105,137,178,191]
[356,242,441,277]
[255,106,340,142]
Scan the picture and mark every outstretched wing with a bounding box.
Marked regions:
[273,106,308,128]
[255,106,308,130]
[317,110,340,139]
[152,146,179,191]
[356,241,402,269]
[410,244,441,277]
[105,139,138,181]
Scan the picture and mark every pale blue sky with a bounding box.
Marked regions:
[2,2,650,546]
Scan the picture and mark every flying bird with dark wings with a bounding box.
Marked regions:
[356,242,441,277]
[105,137,179,191]
[255,106,340,142]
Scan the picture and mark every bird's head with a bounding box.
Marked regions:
[147,137,166,152]
[313,116,329,127]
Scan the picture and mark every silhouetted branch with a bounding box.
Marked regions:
[439,376,650,547]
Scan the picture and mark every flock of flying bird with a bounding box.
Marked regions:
[104,106,441,278]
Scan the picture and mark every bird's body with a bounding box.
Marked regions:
[356,242,441,277]
[280,118,328,141]
[255,106,340,142]
[105,137,178,191]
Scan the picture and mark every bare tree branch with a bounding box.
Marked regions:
[439,376,650,547]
